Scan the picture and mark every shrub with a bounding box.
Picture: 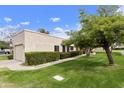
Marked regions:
[113,48,124,50]
[7,55,13,59]
[70,51,81,57]
[25,51,82,65]
[60,52,71,59]
[60,51,81,59]
[25,52,60,65]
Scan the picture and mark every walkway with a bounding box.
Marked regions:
[0,54,85,71]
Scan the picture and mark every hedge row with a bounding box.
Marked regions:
[25,51,81,65]
[7,55,13,59]
[25,52,60,65]
[113,48,124,50]
[60,51,81,59]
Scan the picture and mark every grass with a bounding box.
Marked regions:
[0,55,9,60]
[0,52,124,87]
[112,49,124,52]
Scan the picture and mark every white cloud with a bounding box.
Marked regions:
[50,17,60,22]
[51,23,82,39]
[0,19,30,41]
[65,25,69,28]
[0,24,20,41]
[50,27,69,39]
[54,27,63,32]
[20,21,30,25]
[4,17,12,23]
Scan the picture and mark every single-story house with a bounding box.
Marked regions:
[12,29,76,62]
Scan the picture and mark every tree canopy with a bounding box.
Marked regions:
[0,41,10,49]
[38,28,49,34]
[63,5,124,65]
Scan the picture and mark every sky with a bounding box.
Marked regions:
[0,5,101,40]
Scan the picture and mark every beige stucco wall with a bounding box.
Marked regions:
[12,31,25,61]
[12,31,25,46]
[13,30,76,62]
[24,30,64,52]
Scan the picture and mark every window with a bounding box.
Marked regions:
[54,45,59,52]
[70,46,74,50]
[67,46,69,52]
[62,45,65,52]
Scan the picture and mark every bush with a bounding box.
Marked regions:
[7,55,13,59]
[25,52,60,65]
[25,51,82,65]
[60,52,71,59]
[60,51,81,59]
[113,48,124,50]
[70,51,81,57]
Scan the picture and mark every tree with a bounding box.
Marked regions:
[62,30,95,56]
[97,5,120,17]
[79,5,124,65]
[64,6,124,65]
[38,28,49,34]
[0,41,10,49]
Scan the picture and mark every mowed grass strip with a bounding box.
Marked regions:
[0,52,124,88]
[0,55,9,60]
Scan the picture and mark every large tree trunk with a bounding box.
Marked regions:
[85,48,91,56]
[103,46,114,65]
[110,46,112,53]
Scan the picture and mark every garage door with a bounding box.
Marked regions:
[14,45,24,61]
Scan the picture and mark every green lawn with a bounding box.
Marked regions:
[112,50,124,52]
[0,55,9,60]
[0,52,124,88]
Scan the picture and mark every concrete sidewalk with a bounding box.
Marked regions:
[0,54,86,71]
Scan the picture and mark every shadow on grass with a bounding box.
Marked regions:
[54,55,107,72]
[112,52,122,56]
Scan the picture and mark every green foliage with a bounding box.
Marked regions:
[0,55,13,60]
[0,52,124,87]
[60,51,81,59]
[97,5,120,17]
[81,15,123,47]
[0,41,10,49]
[79,5,124,64]
[38,28,49,34]
[70,51,82,57]
[62,39,73,46]
[25,52,60,65]
[65,5,124,64]
[63,26,95,50]
[79,5,124,48]
[7,55,13,59]
[113,48,124,50]
[25,51,81,65]
[0,56,8,60]
[60,52,71,59]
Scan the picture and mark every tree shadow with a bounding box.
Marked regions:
[54,56,107,72]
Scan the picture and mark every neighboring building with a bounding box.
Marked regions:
[95,47,104,52]
[12,29,76,62]
[114,44,124,49]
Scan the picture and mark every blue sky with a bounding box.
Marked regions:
[0,5,98,39]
